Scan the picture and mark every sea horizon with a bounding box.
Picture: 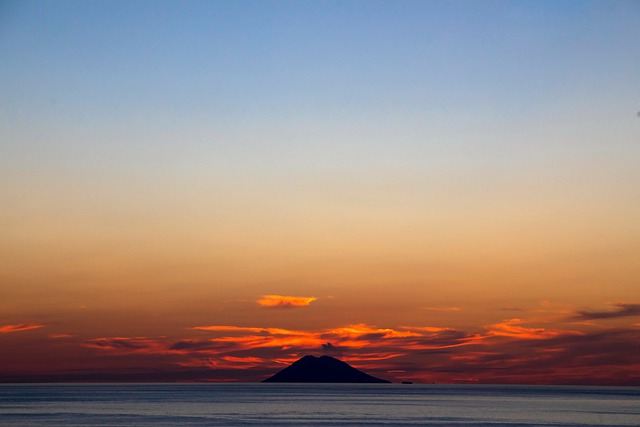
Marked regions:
[3,382,640,391]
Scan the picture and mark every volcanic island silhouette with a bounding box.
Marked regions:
[262,355,391,383]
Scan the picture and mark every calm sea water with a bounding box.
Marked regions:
[0,383,638,426]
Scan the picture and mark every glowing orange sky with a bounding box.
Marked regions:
[1,299,639,384]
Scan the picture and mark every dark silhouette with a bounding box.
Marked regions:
[262,355,391,383]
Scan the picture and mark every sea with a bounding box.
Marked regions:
[0,383,639,426]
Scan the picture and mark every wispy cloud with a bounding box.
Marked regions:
[487,318,580,339]
[77,316,640,385]
[257,295,317,309]
[423,306,462,312]
[48,333,73,339]
[192,326,266,333]
[88,323,465,360]
[0,323,45,334]
[83,337,170,354]
[571,303,640,320]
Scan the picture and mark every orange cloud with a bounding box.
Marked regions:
[257,295,317,309]
[183,323,482,361]
[83,337,171,354]
[326,324,422,339]
[192,326,266,333]
[0,324,44,334]
[401,326,453,333]
[175,355,269,371]
[221,355,265,364]
[487,318,581,339]
[72,317,640,385]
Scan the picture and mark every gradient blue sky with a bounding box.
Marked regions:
[1,0,640,383]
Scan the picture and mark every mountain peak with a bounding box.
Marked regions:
[262,355,391,383]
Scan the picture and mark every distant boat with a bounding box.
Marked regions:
[262,355,391,383]
[401,381,413,384]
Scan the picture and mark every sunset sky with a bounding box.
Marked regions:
[1,0,640,385]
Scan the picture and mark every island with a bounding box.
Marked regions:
[262,355,391,383]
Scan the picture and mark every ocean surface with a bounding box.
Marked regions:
[0,383,639,426]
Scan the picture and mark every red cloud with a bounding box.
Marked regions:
[69,316,640,385]
[486,318,581,339]
[48,334,74,339]
[257,295,317,309]
[83,337,171,354]
[192,326,266,333]
[0,324,45,334]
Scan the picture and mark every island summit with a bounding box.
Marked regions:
[262,355,391,383]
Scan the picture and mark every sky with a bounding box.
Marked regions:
[1,0,640,385]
